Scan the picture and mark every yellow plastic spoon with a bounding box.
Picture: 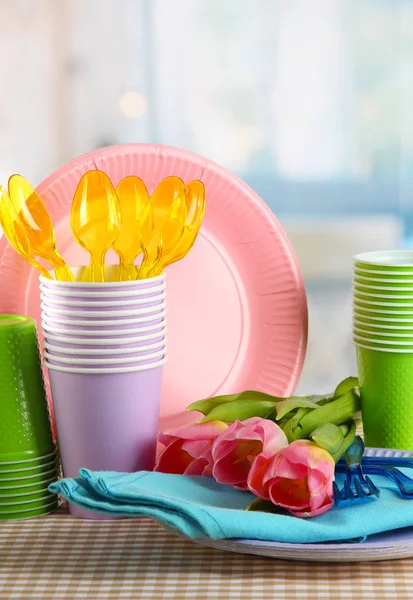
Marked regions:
[138,176,186,279]
[140,195,187,280]
[0,187,52,279]
[112,176,151,281]
[71,170,121,282]
[147,180,205,277]
[8,175,74,281]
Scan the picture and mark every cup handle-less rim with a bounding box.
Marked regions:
[44,356,167,374]
[39,269,165,288]
[42,327,167,346]
[40,282,166,298]
[43,348,166,365]
[44,338,167,356]
[40,290,167,308]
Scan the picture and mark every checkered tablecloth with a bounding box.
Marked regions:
[1,506,412,599]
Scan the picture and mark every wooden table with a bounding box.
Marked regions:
[1,506,412,599]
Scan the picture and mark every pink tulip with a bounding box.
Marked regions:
[248,440,335,517]
[155,421,228,476]
[211,417,288,490]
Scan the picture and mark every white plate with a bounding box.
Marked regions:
[161,447,413,562]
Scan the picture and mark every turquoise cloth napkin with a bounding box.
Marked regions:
[50,470,413,544]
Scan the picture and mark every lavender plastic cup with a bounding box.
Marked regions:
[41,299,166,314]
[40,267,164,291]
[44,348,166,367]
[44,339,167,357]
[41,311,166,332]
[42,319,165,338]
[39,282,166,300]
[41,293,166,311]
[46,360,164,519]
[43,328,167,350]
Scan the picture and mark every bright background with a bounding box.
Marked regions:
[1,0,411,393]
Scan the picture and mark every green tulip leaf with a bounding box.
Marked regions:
[291,407,312,430]
[187,390,279,416]
[275,395,329,421]
[310,423,344,454]
[293,391,360,440]
[334,376,359,399]
[246,498,289,515]
[199,399,278,423]
[331,420,357,463]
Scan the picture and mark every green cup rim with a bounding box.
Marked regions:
[0,466,58,483]
[354,267,413,278]
[0,475,57,491]
[353,281,413,292]
[354,251,413,268]
[353,317,413,330]
[0,447,56,463]
[353,308,413,321]
[0,449,57,466]
[0,458,57,475]
[353,300,413,312]
[353,333,413,347]
[354,340,413,353]
[353,325,413,339]
[0,499,60,518]
[0,492,56,508]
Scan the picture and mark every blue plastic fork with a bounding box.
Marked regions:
[337,455,413,499]
[333,436,380,506]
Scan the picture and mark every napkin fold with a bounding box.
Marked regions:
[50,470,413,544]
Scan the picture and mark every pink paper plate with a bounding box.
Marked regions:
[0,144,307,431]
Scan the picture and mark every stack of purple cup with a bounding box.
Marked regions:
[39,267,167,519]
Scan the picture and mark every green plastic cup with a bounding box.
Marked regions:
[353,325,413,341]
[0,499,59,520]
[0,493,57,511]
[353,276,413,289]
[354,293,413,306]
[353,284,413,296]
[0,315,54,458]
[353,335,413,350]
[0,465,59,486]
[353,307,413,321]
[354,268,413,280]
[0,458,58,480]
[0,475,58,495]
[354,300,413,313]
[354,251,413,271]
[0,449,58,471]
[356,345,413,449]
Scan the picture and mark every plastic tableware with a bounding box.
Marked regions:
[138,176,187,278]
[0,499,59,520]
[139,193,187,279]
[353,306,413,319]
[353,327,413,342]
[353,301,413,313]
[112,176,151,280]
[0,144,307,431]
[353,287,413,299]
[44,339,166,356]
[41,320,165,338]
[40,292,166,308]
[0,458,58,476]
[40,267,165,289]
[353,311,413,332]
[41,304,166,319]
[0,315,55,457]
[70,171,121,282]
[0,487,56,500]
[353,333,413,347]
[43,348,166,366]
[39,281,166,299]
[0,188,52,279]
[353,319,413,332]
[353,293,413,306]
[7,175,74,281]
[148,180,206,278]
[40,312,162,328]
[45,359,165,519]
[356,345,413,449]
[354,251,413,270]
[0,476,58,495]
[353,267,413,280]
[353,277,413,290]
[0,492,57,508]
[0,467,59,485]
[0,449,57,466]
[353,284,413,295]
[43,329,167,349]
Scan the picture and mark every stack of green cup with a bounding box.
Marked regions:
[353,251,413,450]
[0,315,60,520]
